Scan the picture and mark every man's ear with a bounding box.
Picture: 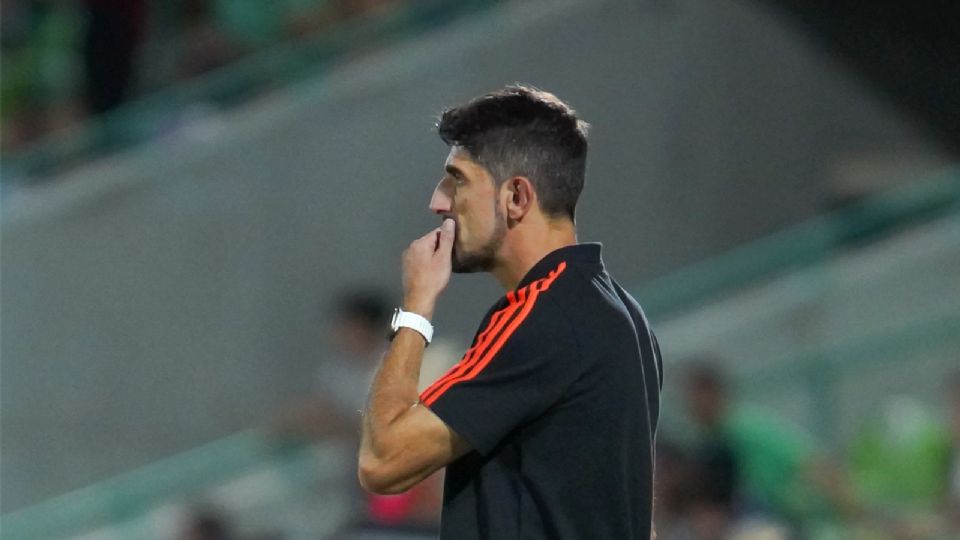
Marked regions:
[504,176,535,221]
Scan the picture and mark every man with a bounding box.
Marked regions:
[944,371,960,530]
[358,85,663,539]
[272,289,393,440]
[683,361,855,524]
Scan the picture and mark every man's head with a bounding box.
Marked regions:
[683,360,730,429]
[329,288,391,360]
[431,85,589,273]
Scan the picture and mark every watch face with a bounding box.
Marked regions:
[390,308,401,331]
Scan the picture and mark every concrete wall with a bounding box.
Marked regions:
[1,0,945,510]
[655,211,960,442]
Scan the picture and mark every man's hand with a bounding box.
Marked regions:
[359,216,469,494]
[402,218,455,319]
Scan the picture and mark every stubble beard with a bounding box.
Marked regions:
[451,208,507,274]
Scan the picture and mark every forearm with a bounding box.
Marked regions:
[359,220,456,493]
[361,295,434,435]
[360,327,428,462]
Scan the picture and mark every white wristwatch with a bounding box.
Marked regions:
[390,308,434,345]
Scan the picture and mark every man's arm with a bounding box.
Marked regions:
[358,219,470,494]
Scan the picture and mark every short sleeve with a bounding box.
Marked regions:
[420,292,580,455]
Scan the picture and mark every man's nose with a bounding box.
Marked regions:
[429,180,452,214]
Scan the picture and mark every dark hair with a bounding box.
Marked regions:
[332,288,391,329]
[683,358,728,393]
[437,84,589,220]
[183,507,233,540]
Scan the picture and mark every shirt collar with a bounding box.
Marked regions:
[516,243,603,290]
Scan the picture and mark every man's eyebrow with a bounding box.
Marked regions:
[445,164,465,177]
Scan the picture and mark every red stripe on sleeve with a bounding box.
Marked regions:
[419,288,527,404]
[420,262,566,406]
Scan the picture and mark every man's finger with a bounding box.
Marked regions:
[418,228,439,244]
[436,219,455,254]
[412,228,439,253]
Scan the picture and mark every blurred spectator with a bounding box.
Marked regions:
[1,0,408,156]
[176,0,244,79]
[945,372,960,531]
[271,288,393,440]
[1,0,83,150]
[653,439,789,540]
[849,396,952,517]
[653,441,702,540]
[213,0,329,49]
[682,360,851,526]
[177,506,234,540]
[177,0,404,69]
[81,0,148,114]
[269,287,453,537]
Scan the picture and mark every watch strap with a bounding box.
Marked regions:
[391,308,433,344]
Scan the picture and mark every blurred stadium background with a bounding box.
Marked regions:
[2,0,959,538]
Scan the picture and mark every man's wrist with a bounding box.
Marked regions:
[402,296,435,320]
[391,308,434,345]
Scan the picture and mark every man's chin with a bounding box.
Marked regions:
[452,259,483,274]
[452,251,491,274]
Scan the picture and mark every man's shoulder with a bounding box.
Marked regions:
[470,260,609,349]
[537,266,640,321]
[469,280,580,357]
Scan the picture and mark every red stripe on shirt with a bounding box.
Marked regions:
[421,262,567,406]
[419,287,527,404]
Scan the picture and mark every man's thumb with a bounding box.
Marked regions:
[438,218,456,252]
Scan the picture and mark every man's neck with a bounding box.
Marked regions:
[491,218,577,291]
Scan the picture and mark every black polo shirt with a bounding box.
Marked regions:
[420,243,663,540]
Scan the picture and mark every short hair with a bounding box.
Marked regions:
[437,84,589,220]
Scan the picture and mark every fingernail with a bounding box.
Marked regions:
[443,219,455,231]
